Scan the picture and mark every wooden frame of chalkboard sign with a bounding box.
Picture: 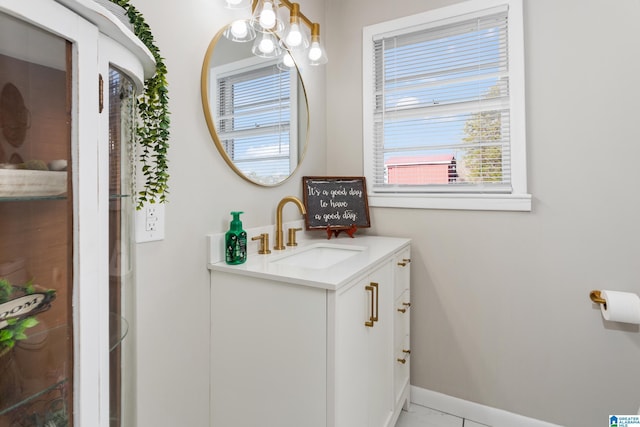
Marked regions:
[302,176,371,236]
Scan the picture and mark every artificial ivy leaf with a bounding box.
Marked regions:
[0,329,13,341]
[21,317,39,329]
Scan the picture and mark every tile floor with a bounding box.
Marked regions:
[395,404,490,427]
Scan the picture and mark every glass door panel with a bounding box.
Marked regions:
[0,12,73,427]
[108,67,135,427]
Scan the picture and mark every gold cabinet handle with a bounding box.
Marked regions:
[397,302,411,313]
[371,282,379,322]
[365,284,375,327]
[397,349,411,364]
[397,258,411,267]
[364,282,379,327]
[98,74,104,113]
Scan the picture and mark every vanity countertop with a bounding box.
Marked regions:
[208,235,410,291]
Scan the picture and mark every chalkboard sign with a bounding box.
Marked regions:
[302,176,371,231]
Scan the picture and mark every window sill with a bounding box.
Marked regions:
[368,193,532,212]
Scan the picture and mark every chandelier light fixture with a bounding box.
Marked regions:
[223,0,327,66]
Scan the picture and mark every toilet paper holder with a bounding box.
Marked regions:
[590,290,607,309]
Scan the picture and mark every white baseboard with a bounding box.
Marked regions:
[409,386,563,427]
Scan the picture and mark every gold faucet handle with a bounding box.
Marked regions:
[251,233,271,254]
[287,228,302,246]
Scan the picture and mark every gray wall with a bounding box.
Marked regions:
[325,0,640,426]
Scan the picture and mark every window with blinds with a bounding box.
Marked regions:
[363,0,529,211]
[216,61,295,184]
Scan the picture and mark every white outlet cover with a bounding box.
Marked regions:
[135,203,165,243]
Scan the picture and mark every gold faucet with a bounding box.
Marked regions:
[275,196,306,250]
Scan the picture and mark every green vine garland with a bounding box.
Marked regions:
[111,0,170,207]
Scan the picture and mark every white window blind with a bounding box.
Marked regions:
[216,63,292,183]
[370,6,514,194]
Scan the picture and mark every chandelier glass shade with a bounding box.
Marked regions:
[251,0,284,33]
[251,31,283,58]
[307,23,327,65]
[277,51,296,71]
[279,3,309,49]
[223,19,257,42]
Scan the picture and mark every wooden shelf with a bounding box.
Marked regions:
[0,170,67,199]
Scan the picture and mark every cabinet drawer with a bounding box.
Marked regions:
[394,248,411,300]
[394,334,410,404]
[394,290,410,350]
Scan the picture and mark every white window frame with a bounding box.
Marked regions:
[362,0,530,211]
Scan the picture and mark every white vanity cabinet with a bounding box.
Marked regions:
[208,235,411,427]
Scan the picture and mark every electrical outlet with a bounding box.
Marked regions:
[145,207,158,231]
[136,203,165,243]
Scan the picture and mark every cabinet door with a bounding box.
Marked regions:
[334,277,370,427]
[0,11,74,426]
[211,271,327,427]
[368,261,394,427]
[335,261,393,427]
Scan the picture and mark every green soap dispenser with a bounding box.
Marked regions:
[225,211,247,265]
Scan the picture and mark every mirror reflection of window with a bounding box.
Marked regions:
[213,57,298,185]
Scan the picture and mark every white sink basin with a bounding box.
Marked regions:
[270,243,366,269]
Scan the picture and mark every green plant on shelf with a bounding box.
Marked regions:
[0,278,55,355]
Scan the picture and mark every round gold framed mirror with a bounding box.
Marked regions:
[201,25,309,186]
